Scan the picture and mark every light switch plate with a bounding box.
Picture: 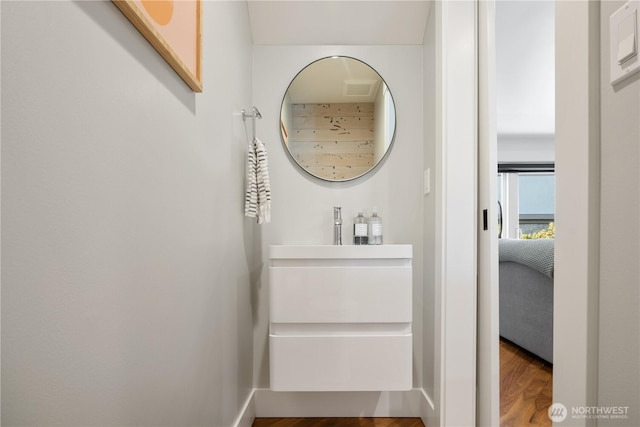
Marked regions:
[611,1,640,85]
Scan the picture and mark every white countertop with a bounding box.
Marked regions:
[269,244,412,259]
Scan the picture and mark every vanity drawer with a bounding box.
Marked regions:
[269,334,412,391]
[270,266,412,323]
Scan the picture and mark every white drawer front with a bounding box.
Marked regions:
[270,266,412,323]
[269,334,412,391]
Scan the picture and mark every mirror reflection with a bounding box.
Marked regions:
[280,56,397,182]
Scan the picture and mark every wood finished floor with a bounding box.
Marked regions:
[253,339,552,427]
[500,338,553,427]
[253,418,424,427]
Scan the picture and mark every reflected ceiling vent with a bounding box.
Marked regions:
[343,79,380,97]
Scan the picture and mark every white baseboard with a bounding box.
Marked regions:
[420,389,437,427]
[254,388,430,418]
[232,389,256,427]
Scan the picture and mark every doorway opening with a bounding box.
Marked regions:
[497,166,555,426]
[495,1,555,425]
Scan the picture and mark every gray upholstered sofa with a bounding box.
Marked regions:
[499,238,554,363]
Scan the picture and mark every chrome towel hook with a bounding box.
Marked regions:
[242,106,262,141]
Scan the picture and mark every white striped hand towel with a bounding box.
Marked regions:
[255,138,271,224]
[244,139,258,218]
[244,138,271,224]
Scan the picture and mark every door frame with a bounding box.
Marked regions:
[553,1,600,423]
[433,1,479,425]
[476,0,500,425]
[434,1,599,425]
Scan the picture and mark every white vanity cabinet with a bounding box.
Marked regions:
[269,245,412,391]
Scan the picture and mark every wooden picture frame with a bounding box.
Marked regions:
[113,0,202,92]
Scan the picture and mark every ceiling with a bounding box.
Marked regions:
[247,1,432,45]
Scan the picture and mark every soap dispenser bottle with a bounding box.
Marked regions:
[368,209,383,245]
[353,211,368,245]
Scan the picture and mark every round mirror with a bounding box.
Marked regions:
[280,56,397,182]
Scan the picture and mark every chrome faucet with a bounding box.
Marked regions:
[333,207,342,245]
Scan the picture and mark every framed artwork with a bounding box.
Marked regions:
[113,0,202,92]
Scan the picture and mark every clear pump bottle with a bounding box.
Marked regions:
[368,210,383,245]
[353,211,368,245]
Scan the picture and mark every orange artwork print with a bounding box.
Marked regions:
[113,0,202,92]
[141,0,174,26]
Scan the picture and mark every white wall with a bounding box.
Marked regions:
[496,1,555,163]
[598,1,640,424]
[1,2,256,426]
[422,0,437,413]
[555,1,640,425]
[496,0,555,135]
[497,134,554,164]
[252,45,424,403]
